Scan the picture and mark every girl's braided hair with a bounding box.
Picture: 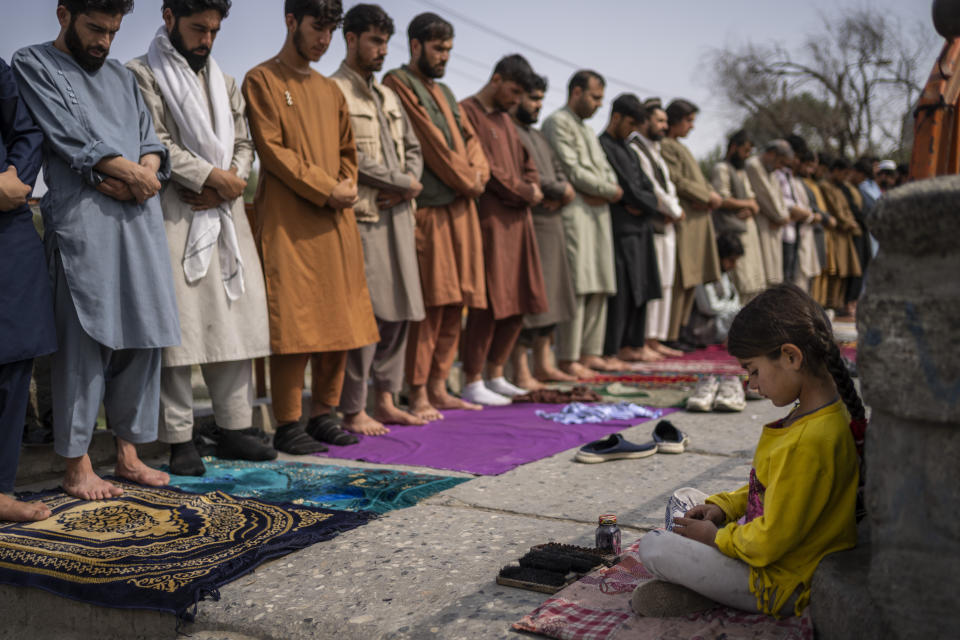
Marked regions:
[728,283,867,519]
[727,283,864,421]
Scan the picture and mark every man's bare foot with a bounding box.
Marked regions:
[63,454,123,500]
[534,366,578,382]
[513,375,546,391]
[408,386,444,422]
[373,392,428,426]
[604,356,631,371]
[374,404,428,426]
[583,355,628,372]
[429,388,482,411]
[115,439,169,488]
[343,410,390,435]
[649,340,684,358]
[580,354,607,370]
[559,361,598,379]
[618,346,662,362]
[0,494,52,522]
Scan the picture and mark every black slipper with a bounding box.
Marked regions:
[217,427,278,461]
[169,441,206,476]
[306,413,359,446]
[273,422,328,454]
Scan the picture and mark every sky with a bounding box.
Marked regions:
[0,0,941,161]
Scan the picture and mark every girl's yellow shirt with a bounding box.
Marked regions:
[707,400,859,616]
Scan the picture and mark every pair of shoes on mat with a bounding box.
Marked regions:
[273,414,359,455]
[576,421,689,462]
[169,426,278,476]
[461,378,524,406]
[686,376,746,412]
[631,579,717,617]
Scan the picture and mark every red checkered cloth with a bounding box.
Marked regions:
[513,539,814,640]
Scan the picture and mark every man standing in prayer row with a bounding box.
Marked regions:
[745,139,792,287]
[243,0,378,454]
[331,4,426,434]
[384,12,490,418]
[128,0,275,476]
[459,54,548,406]
[0,56,55,521]
[598,94,662,364]
[629,98,684,360]
[774,139,822,293]
[660,99,721,348]
[13,0,178,499]
[710,130,766,304]
[542,70,624,378]
[510,75,578,390]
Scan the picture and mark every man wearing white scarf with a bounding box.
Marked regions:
[128,0,272,476]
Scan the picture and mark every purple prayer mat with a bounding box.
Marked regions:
[314,403,677,475]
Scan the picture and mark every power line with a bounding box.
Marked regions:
[407,0,660,97]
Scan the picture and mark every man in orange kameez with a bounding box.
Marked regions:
[459,54,548,406]
[383,12,490,420]
[243,0,378,453]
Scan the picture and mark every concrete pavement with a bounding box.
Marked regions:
[1,396,786,640]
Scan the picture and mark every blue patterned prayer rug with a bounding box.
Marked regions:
[0,481,373,619]
[166,458,470,514]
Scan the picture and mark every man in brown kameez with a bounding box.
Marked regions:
[243,0,379,453]
[383,12,490,419]
[459,54,548,406]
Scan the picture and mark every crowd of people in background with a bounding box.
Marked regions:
[0,0,906,521]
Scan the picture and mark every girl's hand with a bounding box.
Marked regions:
[672,517,719,548]
[684,503,726,526]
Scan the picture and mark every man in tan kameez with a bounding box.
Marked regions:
[459,54,548,406]
[710,130,766,304]
[383,12,490,419]
[128,0,274,475]
[331,4,426,435]
[243,0,379,454]
[745,140,792,287]
[660,99,721,346]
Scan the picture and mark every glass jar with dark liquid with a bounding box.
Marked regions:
[595,514,621,554]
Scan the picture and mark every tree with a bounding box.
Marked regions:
[706,8,937,160]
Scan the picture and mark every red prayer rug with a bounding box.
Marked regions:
[514,538,814,640]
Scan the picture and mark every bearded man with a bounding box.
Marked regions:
[383,12,490,418]
[331,4,426,434]
[128,0,274,475]
[13,0,179,499]
[458,54,548,406]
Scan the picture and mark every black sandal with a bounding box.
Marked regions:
[306,413,359,446]
[273,422,328,454]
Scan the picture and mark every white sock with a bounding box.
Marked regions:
[461,380,512,406]
[485,376,528,397]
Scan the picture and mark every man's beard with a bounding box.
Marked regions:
[358,52,385,74]
[515,104,537,125]
[416,54,444,79]
[729,153,745,170]
[646,129,663,142]
[170,20,210,72]
[65,18,108,72]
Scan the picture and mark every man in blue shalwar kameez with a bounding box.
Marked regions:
[0,57,56,521]
[12,0,181,500]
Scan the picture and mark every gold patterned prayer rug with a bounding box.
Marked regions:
[0,481,374,619]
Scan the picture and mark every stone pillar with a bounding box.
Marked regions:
[851,176,959,638]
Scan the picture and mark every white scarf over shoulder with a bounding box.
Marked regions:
[147,26,244,301]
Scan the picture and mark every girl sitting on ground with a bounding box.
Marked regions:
[633,283,865,618]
